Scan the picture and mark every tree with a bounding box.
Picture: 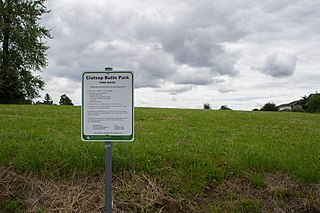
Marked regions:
[298,95,308,111]
[220,105,232,110]
[203,103,211,109]
[59,94,73,105]
[306,93,320,113]
[0,0,51,104]
[261,102,278,111]
[43,93,52,104]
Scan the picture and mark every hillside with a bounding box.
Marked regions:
[0,105,319,212]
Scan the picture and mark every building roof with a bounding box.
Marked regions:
[277,100,301,108]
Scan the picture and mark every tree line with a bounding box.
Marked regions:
[35,93,74,105]
[204,103,232,110]
[204,92,320,113]
[259,93,320,113]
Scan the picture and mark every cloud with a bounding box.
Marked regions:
[253,53,297,77]
[218,87,237,93]
[136,51,176,88]
[38,0,320,109]
[163,36,239,76]
[156,1,245,77]
[43,0,243,90]
[156,84,193,95]
[173,68,214,86]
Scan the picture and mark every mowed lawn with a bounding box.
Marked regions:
[0,105,320,212]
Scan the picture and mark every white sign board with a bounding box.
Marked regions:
[81,71,134,141]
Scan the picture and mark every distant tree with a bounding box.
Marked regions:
[43,93,53,105]
[203,103,211,109]
[298,95,309,111]
[252,108,260,111]
[306,93,320,113]
[261,102,278,111]
[0,0,51,104]
[59,94,73,105]
[220,105,232,110]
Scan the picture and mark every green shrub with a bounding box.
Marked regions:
[203,103,211,109]
[220,105,232,110]
[261,102,278,111]
[306,93,320,113]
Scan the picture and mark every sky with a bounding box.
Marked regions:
[39,0,320,110]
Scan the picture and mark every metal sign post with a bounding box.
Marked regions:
[81,67,134,213]
[105,141,112,213]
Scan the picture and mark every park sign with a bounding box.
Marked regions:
[81,71,134,142]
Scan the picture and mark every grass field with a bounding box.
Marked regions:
[0,105,320,212]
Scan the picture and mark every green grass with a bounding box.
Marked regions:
[0,199,22,213]
[0,105,320,194]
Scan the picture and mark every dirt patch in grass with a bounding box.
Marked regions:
[0,166,104,212]
[202,173,320,212]
[1,166,319,212]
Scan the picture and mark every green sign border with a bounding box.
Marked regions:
[81,71,134,142]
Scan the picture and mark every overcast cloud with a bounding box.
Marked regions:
[39,0,320,110]
[253,53,297,78]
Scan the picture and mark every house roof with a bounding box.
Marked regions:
[277,100,301,108]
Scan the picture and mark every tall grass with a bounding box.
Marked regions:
[0,105,319,193]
